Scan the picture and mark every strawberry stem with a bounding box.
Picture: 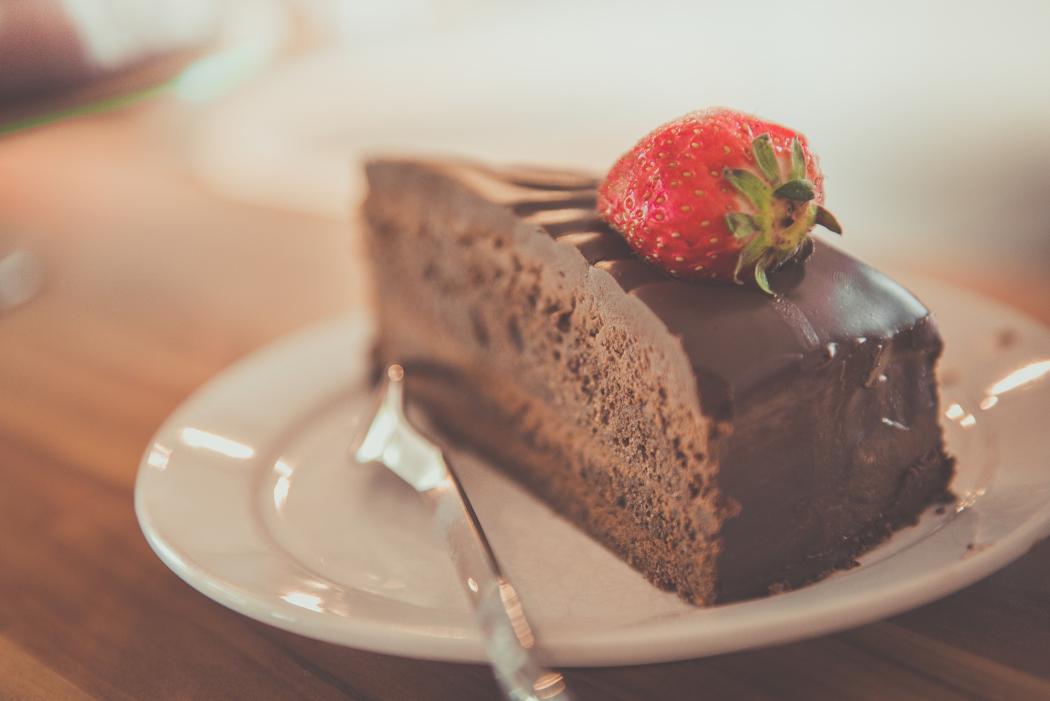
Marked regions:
[724,134,840,295]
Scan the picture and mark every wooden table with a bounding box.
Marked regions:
[2,94,1049,701]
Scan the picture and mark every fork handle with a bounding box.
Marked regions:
[426,462,573,701]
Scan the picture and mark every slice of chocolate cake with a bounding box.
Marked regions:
[362,158,954,605]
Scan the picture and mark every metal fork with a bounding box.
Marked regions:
[352,364,573,701]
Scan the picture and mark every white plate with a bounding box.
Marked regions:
[135,276,1050,666]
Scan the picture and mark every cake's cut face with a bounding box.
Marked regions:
[362,158,954,605]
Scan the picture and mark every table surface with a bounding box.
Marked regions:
[2,89,1050,701]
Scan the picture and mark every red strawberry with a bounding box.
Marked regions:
[598,108,841,294]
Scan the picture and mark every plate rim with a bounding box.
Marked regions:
[135,278,1050,666]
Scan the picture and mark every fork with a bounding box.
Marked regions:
[352,364,574,701]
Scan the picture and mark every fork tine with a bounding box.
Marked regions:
[351,364,449,492]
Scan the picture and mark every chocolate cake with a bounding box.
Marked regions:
[362,158,954,605]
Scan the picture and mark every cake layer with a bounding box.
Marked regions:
[362,159,954,603]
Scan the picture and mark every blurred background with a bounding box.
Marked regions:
[2,0,1049,327]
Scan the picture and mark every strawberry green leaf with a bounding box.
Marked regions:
[732,254,749,284]
[815,205,843,235]
[790,138,807,180]
[773,179,816,202]
[725,212,758,239]
[723,168,772,211]
[733,231,770,283]
[751,135,780,185]
[754,259,773,295]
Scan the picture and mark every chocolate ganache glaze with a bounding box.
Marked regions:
[486,165,951,598]
[365,160,954,602]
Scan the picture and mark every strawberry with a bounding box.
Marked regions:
[598,108,841,294]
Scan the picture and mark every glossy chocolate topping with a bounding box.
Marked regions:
[455,165,933,419]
